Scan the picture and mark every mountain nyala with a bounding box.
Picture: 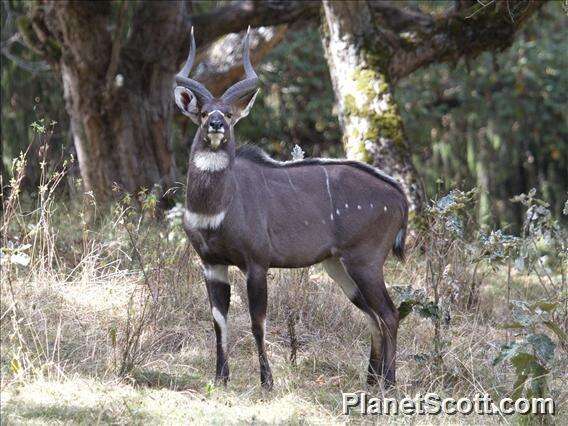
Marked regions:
[173,28,409,390]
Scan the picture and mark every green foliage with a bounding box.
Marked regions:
[398,183,566,401]
[236,27,341,159]
[428,187,479,237]
[398,3,568,230]
[392,286,436,322]
[494,300,564,400]
[1,1,68,188]
[511,188,567,273]
[394,188,479,324]
[488,190,567,404]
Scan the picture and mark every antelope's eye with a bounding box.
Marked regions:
[226,112,233,119]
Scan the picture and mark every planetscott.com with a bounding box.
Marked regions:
[342,392,555,416]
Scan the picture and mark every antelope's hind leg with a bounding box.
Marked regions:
[204,264,231,385]
[341,259,399,387]
[246,264,273,390]
[323,257,399,387]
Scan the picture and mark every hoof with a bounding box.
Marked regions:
[215,374,230,387]
[366,373,381,386]
[261,373,274,391]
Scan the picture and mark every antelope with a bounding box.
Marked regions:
[174,28,408,390]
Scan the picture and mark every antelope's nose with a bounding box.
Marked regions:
[209,119,224,132]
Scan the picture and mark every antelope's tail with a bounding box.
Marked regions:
[392,199,409,262]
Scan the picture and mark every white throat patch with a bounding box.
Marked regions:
[184,209,226,230]
[193,151,229,172]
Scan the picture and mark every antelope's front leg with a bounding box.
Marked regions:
[246,264,273,390]
[204,264,230,385]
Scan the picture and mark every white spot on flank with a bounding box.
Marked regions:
[336,209,340,216]
[193,151,229,172]
[370,203,374,208]
[357,205,362,210]
[204,264,229,283]
[384,205,388,212]
[212,306,228,353]
[184,209,226,230]
[345,203,349,208]
[304,220,309,226]
[330,213,334,220]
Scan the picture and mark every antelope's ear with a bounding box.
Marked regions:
[233,89,259,124]
[174,86,199,124]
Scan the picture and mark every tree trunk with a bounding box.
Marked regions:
[21,0,543,207]
[321,1,425,214]
[26,1,296,205]
[28,1,182,203]
[51,2,181,204]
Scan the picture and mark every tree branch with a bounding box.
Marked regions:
[178,1,319,95]
[368,1,434,33]
[193,26,287,96]
[191,0,320,46]
[386,0,547,82]
[20,0,547,97]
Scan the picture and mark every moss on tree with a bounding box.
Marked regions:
[342,64,407,161]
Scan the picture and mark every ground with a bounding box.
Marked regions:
[1,196,566,425]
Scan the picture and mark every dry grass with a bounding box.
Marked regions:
[1,156,566,425]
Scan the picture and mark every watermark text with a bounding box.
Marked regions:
[342,392,555,416]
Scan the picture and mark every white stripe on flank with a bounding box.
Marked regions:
[212,306,228,353]
[193,151,229,172]
[184,209,226,230]
[204,264,229,283]
[322,167,334,219]
[285,169,297,192]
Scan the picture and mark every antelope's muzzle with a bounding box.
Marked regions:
[206,115,226,149]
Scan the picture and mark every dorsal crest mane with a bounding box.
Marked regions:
[236,144,406,197]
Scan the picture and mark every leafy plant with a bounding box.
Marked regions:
[491,190,567,406]
[494,300,566,399]
[392,285,441,323]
